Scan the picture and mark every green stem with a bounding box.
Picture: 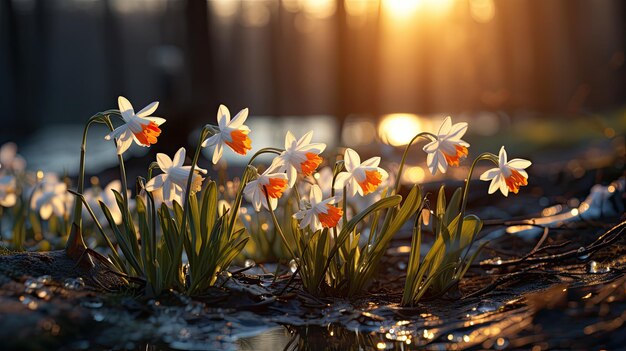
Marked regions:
[104,114,129,207]
[227,148,283,234]
[180,125,213,245]
[264,186,297,260]
[454,152,498,271]
[68,114,105,251]
[394,132,437,195]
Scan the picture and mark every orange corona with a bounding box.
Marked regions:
[505,169,528,194]
[300,153,323,176]
[358,170,383,195]
[263,177,288,198]
[442,145,468,167]
[134,121,161,146]
[318,205,343,228]
[225,130,252,155]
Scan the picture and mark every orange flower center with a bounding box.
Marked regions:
[442,145,468,167]
[357,170,382,195]
[504,169,528,194]
[318,204,343,228]
[300,153,323,176]
[262,177,288,199]
[133,121,161,146]
[225,130,252,155]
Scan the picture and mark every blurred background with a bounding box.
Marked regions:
[0,0,624,179]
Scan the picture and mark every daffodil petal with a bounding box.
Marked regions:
[145,116,166,126]
[229,108,249,128]
[212,142,224,164]
[297,131,314,148]
[217,104,230,129]
[172,147,186,167]
[507,158,531,169]
[344,148,360,172]
[480,168,500,181]
[361,157,380,168]
[137,101,159,117]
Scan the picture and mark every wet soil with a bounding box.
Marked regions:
[0,173,624,350]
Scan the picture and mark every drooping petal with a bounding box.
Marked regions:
[104,125,127,141]
[229,108,249,128]
[212,142,224,164]
[333,172,351,190]
[287,166,298,188]
[488,176,501,194]
[480,168,500,181]
[115,130,135,155]
[136,101,159,118]
[423,139,440,153]
[201,134,220,148]
[145,174,167,191]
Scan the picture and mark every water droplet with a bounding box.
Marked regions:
[36,287,52,300]
[495,337,509,350]
[63,277,85,290]
[93,312,105,322]
[82,299,103,309]
[37,275,52,284]
[289,259,299,273]
[481,257,502,265]
[244,259,256,268]
[24,278,43,293]
[588,261,611,274]
[577,247,589,260]
[20,296,38,310]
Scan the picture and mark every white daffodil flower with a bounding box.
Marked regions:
[104,96,166,155]
[145,147,207,205]
[243,167,288,212]
[0,142,26,172]
[201,104,252,164]
[423,116,470,175]
[334,148,388,197]
[293,185,342,232]
[0,175,17,207]
[480,146,531,197]
[273,131,325,187]
[84,180,134,225]
[31,178,69,220]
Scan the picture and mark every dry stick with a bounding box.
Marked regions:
[463,263,548,300]
[480,219,626,269]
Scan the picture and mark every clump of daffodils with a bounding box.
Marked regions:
[4,94,533,302]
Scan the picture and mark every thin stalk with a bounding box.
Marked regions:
[264,186,297,260]
[394,132,437,194]
[104,114,129,207]
[179,126,213,252]
[455,152,497,271]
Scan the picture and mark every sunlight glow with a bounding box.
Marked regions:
[302,0,336,19]
[378,113,423,146]
[382,0,455,19]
